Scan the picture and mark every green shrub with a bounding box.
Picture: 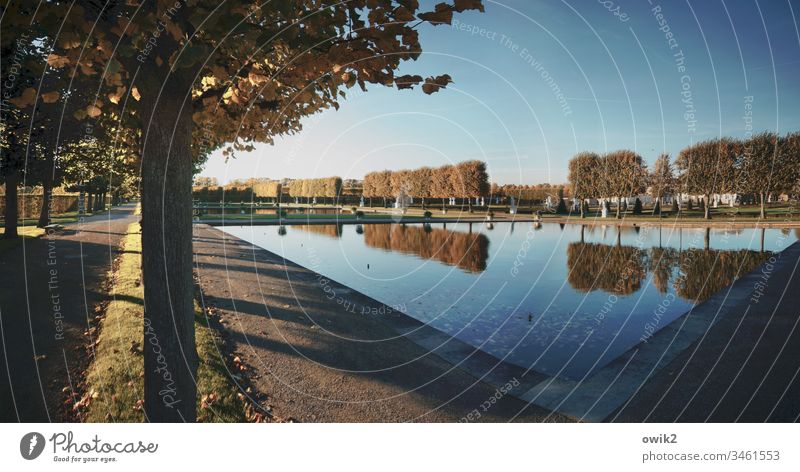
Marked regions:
[556,188,568,214]
[423,210,432,219]
[633,198,643,215]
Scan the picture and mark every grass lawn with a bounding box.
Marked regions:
[82,222,246,422]
[544,204,800,222]
[0,210,113,254]
[0,226,45,253]
[196,203,800,223]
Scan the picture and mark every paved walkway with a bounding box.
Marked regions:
[193,224,569,422]
[0,204,138,421]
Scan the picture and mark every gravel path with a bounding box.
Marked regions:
[0,204,138,421]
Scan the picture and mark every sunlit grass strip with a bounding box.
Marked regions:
[83,222,245,422]
[0,226,45,253]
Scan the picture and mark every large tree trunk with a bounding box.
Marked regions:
[37,153,55,228]
[3,172,20,239]
[704,194,711,219]
[78,190,86,214]
[139,74,197,423]
[759,192,766,219]
[37,178,53,228]
[652,195,660,216]
[615,197,621,219]
[87,193,94,214]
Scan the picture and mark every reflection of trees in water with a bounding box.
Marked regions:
[649,247,679,294]
[674,249,767,301]
[294,224,343,238]
[364,224,489,273]
[567,241,774,302]
[566,243,647,295]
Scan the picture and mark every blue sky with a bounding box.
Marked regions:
[200,0,800,185]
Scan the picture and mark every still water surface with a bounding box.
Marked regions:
[221,222,798,380]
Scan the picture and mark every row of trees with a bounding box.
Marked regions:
[1,32,140,234]
[193,177,282,201]
[567,132,800,219]
[567,150,647,219]
[490,183,570,202]
[678,133,800,218]
[363,160,489,211]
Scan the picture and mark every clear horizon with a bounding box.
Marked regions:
[199,0,800,185]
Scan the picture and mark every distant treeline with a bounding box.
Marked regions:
[193,177,342,203]
[288,177,342,200]
[363,160,490,210]
[490,183,570,202]
[567,132,800,219]
[192,161,578,207]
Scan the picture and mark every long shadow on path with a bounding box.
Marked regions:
[0,205,137,422]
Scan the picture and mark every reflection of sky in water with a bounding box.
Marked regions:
[221,223,798,381]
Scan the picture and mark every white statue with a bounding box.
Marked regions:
[394,189,411,209]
